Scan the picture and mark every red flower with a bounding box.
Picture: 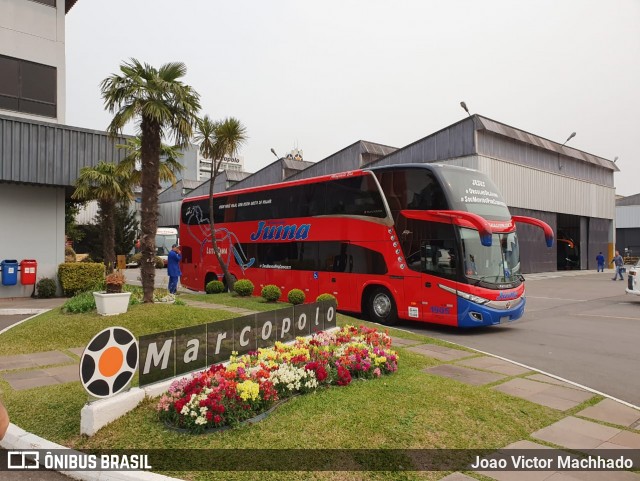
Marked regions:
[337,365,352,386]
[213,415,222,424]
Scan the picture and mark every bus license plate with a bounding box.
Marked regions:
[499,316,510,324]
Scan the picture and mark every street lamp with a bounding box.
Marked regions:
[562,132,576,146]
[460,101,471,117]
[614,156,619,164]
[558,131,576,170]
[270,148,279,159]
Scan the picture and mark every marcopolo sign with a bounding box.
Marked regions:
[138,300,337,386]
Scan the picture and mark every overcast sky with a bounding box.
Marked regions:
[65,0,639,196]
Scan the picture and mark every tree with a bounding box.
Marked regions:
[72,161,131,273]
[116,136,185,188]
[101,59,200,302]
[194,116,248,290]
[65,199,85,246]
[114,203,139,258]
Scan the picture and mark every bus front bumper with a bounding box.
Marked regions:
[457,296,526,328]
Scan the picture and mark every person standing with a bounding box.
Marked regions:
[596,252,605,272]
[610,250,624,281]
[167,244,182,295]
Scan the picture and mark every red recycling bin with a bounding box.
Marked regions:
[20,259,37,285]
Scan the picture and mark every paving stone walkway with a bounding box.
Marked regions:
[399,341,640,480]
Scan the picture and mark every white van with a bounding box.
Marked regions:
[625,259,640,295]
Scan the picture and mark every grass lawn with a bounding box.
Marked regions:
[0,294,568,480]
[181,292,290,312]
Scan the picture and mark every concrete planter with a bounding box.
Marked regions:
[93,291,131,316]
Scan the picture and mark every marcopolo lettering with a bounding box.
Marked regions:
[249,221,311,241]
[138,300,337,387]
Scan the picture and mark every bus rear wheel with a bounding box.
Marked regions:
[368,287,398,326]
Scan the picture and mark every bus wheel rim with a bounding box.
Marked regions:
[373,293,391,317]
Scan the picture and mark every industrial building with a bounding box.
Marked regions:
[187,117,618,274]
[0,0,621,299]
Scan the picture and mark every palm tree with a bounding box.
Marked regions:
[194,116,248,290]
[116,137,185,188]
[100,59,200,302]
[72,161,132,274]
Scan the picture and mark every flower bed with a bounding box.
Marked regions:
[157,325,399,433]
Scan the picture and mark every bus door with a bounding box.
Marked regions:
[422,240,459,326]
[317,242,356,312]
[258,242,318,302]
[404,240,459,326]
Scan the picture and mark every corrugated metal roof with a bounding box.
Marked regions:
[182,179,205,189]
[360,140,397,156]
[475,115,618,172]
[0,113,128,188]
[226,170,252,182]
[616,193,640,207]
[282,159,314,171]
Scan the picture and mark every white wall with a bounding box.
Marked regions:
[0,0,66,123]
[0,183,66,297]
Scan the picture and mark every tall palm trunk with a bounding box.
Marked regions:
[208,166,236,291]
[140,118,161,303]
[101,199,116,274]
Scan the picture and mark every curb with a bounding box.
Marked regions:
[0,309,50,335]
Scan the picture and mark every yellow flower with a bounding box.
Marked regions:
[237,380,260,401]
[374,356,387,366]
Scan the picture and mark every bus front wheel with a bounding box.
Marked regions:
[368,287,398,326]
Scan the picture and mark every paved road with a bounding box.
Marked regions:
[398,271,640,407]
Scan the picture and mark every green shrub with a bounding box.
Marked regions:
[58,262,104,297]
[80,256,94,263]
[127,253,141,265]
[62,291,96,313]
[233,279,254,297]
[36,278,57,299]
[261,284,282,302]
[64,246,77,263]
[129,252,164,268]
[206,280,225,294]
[316,293,338,306]
[287,288,305,305]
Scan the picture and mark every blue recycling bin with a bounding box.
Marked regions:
[1,259,19,286]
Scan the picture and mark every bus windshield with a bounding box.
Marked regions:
[439,169,512,221]
[459,227,520,284]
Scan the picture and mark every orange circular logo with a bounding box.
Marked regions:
[80,327,138,398]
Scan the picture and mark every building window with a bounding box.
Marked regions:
[0,55,57,118]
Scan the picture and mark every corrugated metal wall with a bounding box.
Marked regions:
[158,200,180,229]
[0,114,127,187]
[510,207,557,273]
[615,205,640,228]
[588,217,610,269]
[477,131,614,187]
[478,156,615,219]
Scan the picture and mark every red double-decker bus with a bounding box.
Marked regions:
[179,164,553,327]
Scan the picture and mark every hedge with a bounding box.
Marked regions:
[57,262,104,297]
